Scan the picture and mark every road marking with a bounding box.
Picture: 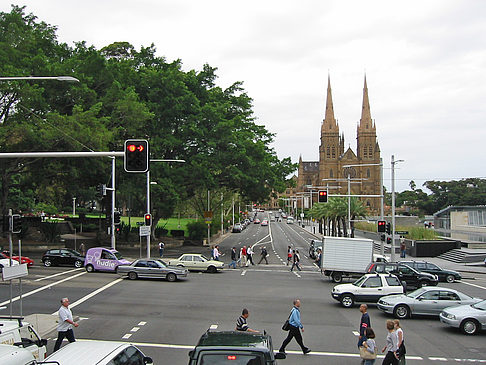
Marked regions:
[138,321,146,326]
[461,281,486,291]
[241,270,247,276]
[429,358,448,361]
[210,324,218,330]
[122,334,132,339]
[0,271,86,307]
[34,267,83,281]
[352,331,360,336]
[131,327,140,332]
[292,271,301,278]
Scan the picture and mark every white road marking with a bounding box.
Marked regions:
[461,281,486,291]
[352,331,360,336]
[0,271,86,307]
[122,334,132,339]
[241,270,247,276]
[131,327,140,332]
[429,358,448,361]
[292,271,301,278]
[210,324,218,330]
[34,267,83,281]
[138,321,147,326]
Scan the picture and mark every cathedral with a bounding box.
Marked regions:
[295,75,382,212]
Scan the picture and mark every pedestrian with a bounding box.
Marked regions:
[258,246,269,264]
[290,250,302,271]
[315,248,322,270]
[394,320,406,365]
[213,245,220,261]
[79,242,86,256]
[158,241,165,258]
[279,299,311,355]
[361,327,377,365]
[240,246,248,267]
[229,247,238,269]
[247,246,255,265]
[236,308,259,333]
[287,246,293,265]
[381,320,399,365]
[53,297,79,352]
[399,237,406,258]
[358,304,371,347]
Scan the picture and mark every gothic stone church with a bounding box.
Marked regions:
[296,76,382,212]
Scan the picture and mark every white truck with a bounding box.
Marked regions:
[321,236,374,283]
[0,316,47,361]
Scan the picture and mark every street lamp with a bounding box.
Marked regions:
[391,155,405,262]
[0,76,79,82]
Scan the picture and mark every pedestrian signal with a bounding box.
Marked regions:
[386,222,391,235]
[318,190,328,203]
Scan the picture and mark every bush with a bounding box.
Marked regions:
[171,229,185,237]
[187,220,207,240]
[155,227,169,237]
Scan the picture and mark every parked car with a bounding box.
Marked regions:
[440,299,486,335]
[117,259,188,281]
[401,260,461,283]
[0,257,19,270]
[366,262,438,289]
[377,287,482,319]
[84,247,131,273]
[1,251,34,267]
[286,217,294,224]
[332,273,404,308]
[254,219,261,224]
[188,330,285,365]
[232,223,243,233]
[167,254,225,273]
[42,248,85,268]
[261,219,269,226]
[308,240,322,259]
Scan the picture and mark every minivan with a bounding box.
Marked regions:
[84,247,131,273]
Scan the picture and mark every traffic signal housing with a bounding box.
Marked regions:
[114,211,121,225]
[144,213,152,226]
[318,190,328,203]
[377,220,386,233]
[385,222,391,235]
[11,214,22,234]
[124,139,149,173]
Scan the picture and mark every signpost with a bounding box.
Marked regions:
[139,226,151,237]
[395,231,409,235]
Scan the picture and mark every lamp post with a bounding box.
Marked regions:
[391,155,405,261]
[0,76,79,82]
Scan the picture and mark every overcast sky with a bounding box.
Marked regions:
[3,1,486,192]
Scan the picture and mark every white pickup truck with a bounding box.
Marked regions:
[331,273,404,308]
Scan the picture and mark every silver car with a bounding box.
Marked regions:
[117,259,188,282]
[440,300,486,335]
[377,287,482,319]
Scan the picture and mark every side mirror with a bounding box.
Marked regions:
[40,338,48,347]
[275,352,287,360]
[188,350,194,358]
[143,357,153,365]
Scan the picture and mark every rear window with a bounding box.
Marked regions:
[199,353,264,365]
[385,276,402,286]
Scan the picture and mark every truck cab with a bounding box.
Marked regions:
[0,316,47,361]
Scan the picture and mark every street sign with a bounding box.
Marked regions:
[2,263,28,281]
[204,211,213,219]
[139,225,151,237]
[205,220,212,224]
[136,222,144,226]
[395,231,409,235]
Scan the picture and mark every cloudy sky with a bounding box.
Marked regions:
[3,1,486,191]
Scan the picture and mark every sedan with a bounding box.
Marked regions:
[440,300,486,335]
[42,248,85,268]
[0,251,34,266]
[167,254,225,273]
[377,287,482,319]
[261,220,268,226]
[118,259,188,282]
[254,219,261,224]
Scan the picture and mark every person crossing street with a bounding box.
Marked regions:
[279,299,310,355]
[290,250,302,271]
[258,246,268,264]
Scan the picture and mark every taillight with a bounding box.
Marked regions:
[227,355,237,360]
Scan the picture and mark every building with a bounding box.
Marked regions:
[434,205,486,244]
[294,75,382,212]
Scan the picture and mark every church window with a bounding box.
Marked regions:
[366,124,369,129]
[332,146,336,158]
[367,168,370,178]
[366,201,371,207]
[363,147,367,158]
[330,169,333,178]
[368,146,373,157]
[326,146,330,158]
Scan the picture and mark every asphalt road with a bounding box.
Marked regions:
[1,212,485,364]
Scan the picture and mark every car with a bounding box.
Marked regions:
[0,344,36,365]
[366,262,438,289]
[401,260,461,283]
[85,247,131,273]
[261,220,269,226]
[254,219,261,224]
[167,254,225,273]
[0,251,34,267]
[332,273,404,308]
[232,223,243,233]
[117,258,188,281]
[0,316,47,361]
[0,257,19,270]
[377,287,482,319]
[308,240,322,259]
[188,330,285,365]
[440,299,486,335]
[281,213,287,218]
[44,340,153,365]
[286,217,294,224]
[41,248,85,268]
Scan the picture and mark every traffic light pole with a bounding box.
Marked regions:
[8,209,13,318]
[111,157,116,249]
[146,170,151,259]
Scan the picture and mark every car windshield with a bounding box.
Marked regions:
[113,251,124,260]
[472,300,486,310]
[406,288,427,298]
[156,259,167,267]
[200,255,209,262]
[353,276,368,287]
[66,249,82,256]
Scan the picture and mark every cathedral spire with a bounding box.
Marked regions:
[324,74,336,126]
[359,74,373,128]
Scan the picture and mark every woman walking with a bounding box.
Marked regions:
[362,327,377,365]
[394,320,406,365]
[381,320,399,365]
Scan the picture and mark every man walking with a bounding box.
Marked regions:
[229,247,238,269]
[213,245,221,261]
[279,299,310,355]
[258,246,268,264]
[287,246,293,265]
[236,308,259,333]
[158,241,165,258]
[358,304,371,347]
[53,297,78,352]
[247,246,255,265]
[290,250,302,271]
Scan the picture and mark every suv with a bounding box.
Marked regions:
[188,330,285,365]
[331,273,404,308]
[401,261,461,283]
[366,262,438,289]
[41,248,85,268]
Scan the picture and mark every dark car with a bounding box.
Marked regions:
[401,261,461,283]
[366,262,438,289]
[42,248,85,268]
[188,330,285,365]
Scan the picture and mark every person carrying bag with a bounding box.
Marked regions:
[360,327,377,364]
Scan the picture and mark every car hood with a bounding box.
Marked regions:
[379,294,410,303]
[332,284,356,292]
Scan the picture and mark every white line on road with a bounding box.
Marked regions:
[210,324,218,330]
[122,334,132,339]
[461,281,486,291]
[0,271,86,307]
[241,270,247,276]
[292,271,301,278]
[131,327,140,332]
[138,321,147,326]
[352,331,360,336]
[34,267,83,281]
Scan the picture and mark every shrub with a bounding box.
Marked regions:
[155,227,169,237]
[187,220,207,240]
[171,229,185,237]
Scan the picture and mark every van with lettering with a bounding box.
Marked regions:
[0,316,47,361]
[84,247,131,273]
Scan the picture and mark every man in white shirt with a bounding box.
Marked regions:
[53,297,79,352]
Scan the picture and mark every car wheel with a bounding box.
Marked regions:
[207,265,217,273]
[74,260,83,268]
[331,272,343,283]
[128,272,138,280]
[461,319,479,335]
[166,273,177,282]
[340,294,354,308]
[85,264,94,273]
[394,305,410,319]
[43,259,52,267]
[445,274,455,283]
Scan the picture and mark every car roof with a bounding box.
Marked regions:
[196,331,270,350]
[45,341,130,364]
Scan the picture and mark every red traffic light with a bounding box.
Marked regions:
[144,213,152,226]
[127,144,136,152]
[377,220,386,233]
[318,190,328,203]
[124,139,149,173]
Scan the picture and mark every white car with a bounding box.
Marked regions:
[332,273,404,308]
[0,258,19,269]
[167,254,225,273]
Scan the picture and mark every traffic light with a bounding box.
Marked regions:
[318,190,328,203]
[385,222,391,235]
[11,214,22,234]
[114,211,121,225]
[144,213,152,226]
[97,184,107,197]
[124,139,149,173]
[377,220,386,233]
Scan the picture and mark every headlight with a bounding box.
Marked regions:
[442,312,456,320]
[379,301,390,306]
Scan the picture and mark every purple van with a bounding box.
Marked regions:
[84,247,131,273]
